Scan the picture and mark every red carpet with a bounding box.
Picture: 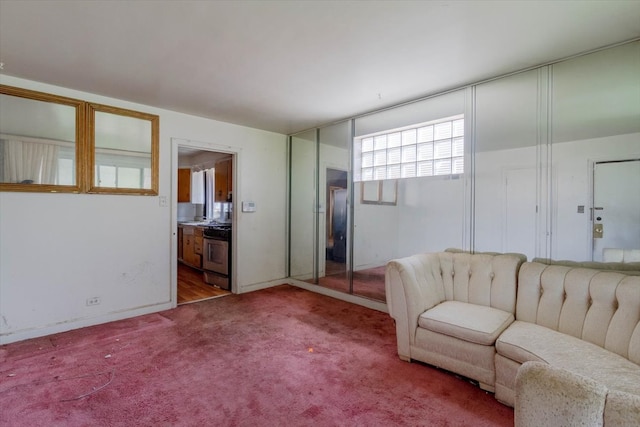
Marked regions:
[0,285,512,426]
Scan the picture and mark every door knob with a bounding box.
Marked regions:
[593,224,604,238]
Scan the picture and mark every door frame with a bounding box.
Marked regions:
[170,138,240,307]
[321,165,349,278]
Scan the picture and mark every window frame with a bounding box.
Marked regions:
[360,179,398,205]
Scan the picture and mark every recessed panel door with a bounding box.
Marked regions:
[592,160,640,261]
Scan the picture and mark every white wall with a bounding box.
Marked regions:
[472,132,640,261]
[350,174,466,269]
[552,133,640,261]
[0,75,287,344]
[396,176,466,257]
[352,184,400,270]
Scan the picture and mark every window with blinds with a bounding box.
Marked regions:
[354,115,464,182]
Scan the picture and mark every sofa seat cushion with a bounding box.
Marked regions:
[497,321,640,396]
[418,301,514,345]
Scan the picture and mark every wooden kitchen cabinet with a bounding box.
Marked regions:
[177,168,191,202]
[194,227,203,256]
[214,158,232,202]
[181,226,202,269]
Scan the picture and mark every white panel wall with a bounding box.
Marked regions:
[396,176,465,257]
[351,176,465,268]
[0,75,287,344]
[473,146,539,257]
[353,185,400,270]
[474,69,541,259]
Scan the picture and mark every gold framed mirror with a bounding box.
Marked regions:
[87,103,159,195]
[0,85,85,193]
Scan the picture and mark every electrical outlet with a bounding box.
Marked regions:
[159,196,168,207]
[86,297,101,306]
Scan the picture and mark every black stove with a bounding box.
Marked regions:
[204,225,231,240]
[202,224,232,290]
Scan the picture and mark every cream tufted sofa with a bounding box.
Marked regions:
[495,261,640,410]
[386,252,640,423]
[515,361,640,427]
[385,251,526,392]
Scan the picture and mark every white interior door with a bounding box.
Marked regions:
[504,168,537,260]
[592,160,640,261]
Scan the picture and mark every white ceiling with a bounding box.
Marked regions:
[1,1,639,135]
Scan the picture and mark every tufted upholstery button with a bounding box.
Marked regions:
[540,288,544,295]
[490,272,495,279]
[589,298,593,305]
[469,271,472,277]
[451,271,455,276]
[613,300,619,309]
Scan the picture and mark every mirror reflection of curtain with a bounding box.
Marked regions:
[2,139,59,184]
[204,168,215,219]
[191,170,205,204]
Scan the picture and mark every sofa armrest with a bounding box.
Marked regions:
[385,253,444,359]
[515,362,607,427]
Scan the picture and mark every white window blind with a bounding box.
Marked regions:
[354,115,464,182]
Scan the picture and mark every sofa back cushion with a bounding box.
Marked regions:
[531,257,640,274]
[436,252,525,313]
[517,262,640,364]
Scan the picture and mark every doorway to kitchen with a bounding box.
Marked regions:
[176,144,235,305]
[178,263,228,304]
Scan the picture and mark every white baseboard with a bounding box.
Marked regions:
[238,278,290,294]
[287,278,388,313]
[2,279,389,345]
[0,301,174,345]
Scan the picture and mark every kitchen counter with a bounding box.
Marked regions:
[178,221,209,226]
[178,220,232,227]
